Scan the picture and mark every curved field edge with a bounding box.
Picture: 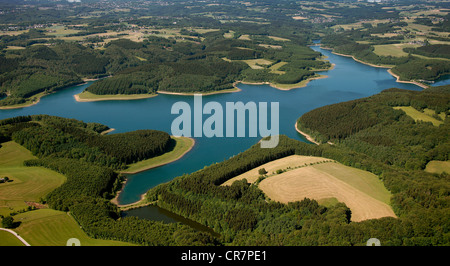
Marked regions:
[120,136,195,174]
[0,141,66,210]
[10,209,135,246]
[0,135,193,245]
[0,142,133,246]
[425,160,450,174]
[74,91,158,102]
[223,155,395,222]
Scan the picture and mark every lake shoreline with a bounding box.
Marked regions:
[111,136,195,207]
[295,121,320,145]
[157,86,242,96]
[0,97,42,110]
[319,46,429,89]
[100,128,115,135]
[74,92,158,102]
[237,73,330,91]
[387,69,430,89]
[120,137,195,175]
[0,77,104,110]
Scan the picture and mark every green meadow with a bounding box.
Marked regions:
[0,141,134,246]
[393,106,446,126]
[0,141,66,216]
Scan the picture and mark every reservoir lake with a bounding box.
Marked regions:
[0,46,431,224]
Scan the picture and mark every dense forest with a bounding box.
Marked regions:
[3,0,449,104]
[0,43,111,106]
[0,115,220,245]
[1,0,450,247]
[0,32,329,104]
[0,115,173,169]
[144,84,450,245]
[321,24,450,82]
[403,44,450,60]
[85,35,330,95]
[2,83,449,245]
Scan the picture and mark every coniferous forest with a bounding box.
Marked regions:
[0,0,450,250]
[1,84,449,245]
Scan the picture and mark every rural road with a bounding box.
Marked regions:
[0,228,31,246]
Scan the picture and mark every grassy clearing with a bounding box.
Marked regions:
[393,106,445,126]
[223,31,235,38]
[0,230,25,246]
[373,43,419,57]
[75,91,158,102]
[0,200,29,217]
[425,160,450,174]
[45,25,80,37]
[192,28,219,34]
[238,34,251,41]
[12,209,135,246]
[6,46,26,50]
[332,19,391,31]
[258,44,283,49]
[269,61,287,75]
[121,136,195,174]
[258,160,395,222]
[242,58,273,69]
[0,141,66,216]
[270,74,328,90]
[268,36,290,42]
[135,56,147,61]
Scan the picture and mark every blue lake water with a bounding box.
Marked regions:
[0,46,428,205]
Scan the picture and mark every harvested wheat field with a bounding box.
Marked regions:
[226,155,396,222]
[222,155,328,185]
[258,160,396,222]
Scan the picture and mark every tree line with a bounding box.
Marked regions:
[145,85,449,245]
[0,114,219,246]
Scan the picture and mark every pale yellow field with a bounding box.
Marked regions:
[425,160,450,174]
[6,46,26,50]
[332,19,391,31]
[192,28,219,34]
[225,155,395,222]
[222,155,329,185]
[238,34,251,40]
[268,36,290,42]
[371,33,400,38]
[242,58,273,69]
[223,31,235,38]
[259,44,283,49]
[258,161,396,222]
[292,16,307,20]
